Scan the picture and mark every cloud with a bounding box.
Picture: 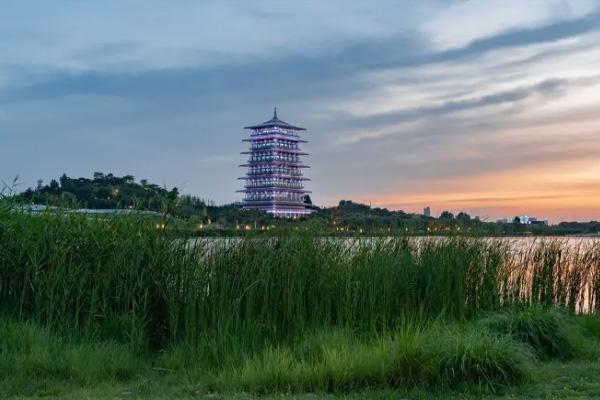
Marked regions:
[0,1,424,74]
[353,78,569,129]
[422,0,599,50]
[1,1,600,220]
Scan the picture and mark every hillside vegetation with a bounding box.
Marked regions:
[10,172,600,236]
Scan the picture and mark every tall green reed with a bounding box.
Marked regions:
[1,206,599,361]
[0,207,195,349]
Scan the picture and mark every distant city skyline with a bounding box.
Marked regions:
[1,1,600,222]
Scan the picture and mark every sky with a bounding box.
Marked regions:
[1,1,600,222]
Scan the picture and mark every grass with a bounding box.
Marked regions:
[1,206,600,397]
[477,307,577,359]
[1,314,599,399]
[0,319,144,397]
[221,323,529,393]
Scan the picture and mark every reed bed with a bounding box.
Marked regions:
[499,238,600,313]
[1,207,600,393]
[1,208,600,348]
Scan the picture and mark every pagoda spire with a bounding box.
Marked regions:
[273,107,278,120]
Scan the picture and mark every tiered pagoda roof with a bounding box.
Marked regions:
[243,108,306,131]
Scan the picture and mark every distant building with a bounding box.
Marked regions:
[529,218,549,226]
[238,109,314,218]
[423,206,431,217]
[510,215,549,226]
[15,205,161,217]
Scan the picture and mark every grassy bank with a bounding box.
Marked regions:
[1,312,600,398]
[1,206,599,397]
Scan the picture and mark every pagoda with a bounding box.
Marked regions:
[238,108,314,218]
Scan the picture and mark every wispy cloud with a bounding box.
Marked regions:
[421,0,598,50]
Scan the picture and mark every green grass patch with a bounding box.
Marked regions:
[0,319,145,398]
[577,313,600,339]
[219,323,531,393]
[478,308,600,360]
[477,308,575,359]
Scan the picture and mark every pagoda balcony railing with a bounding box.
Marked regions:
[245,183,304,189]
[240,190,310,195]
[243,198,308,204]
[244,148,307,155]
[248,155,300,163]
[244,195,305,202]
[246,178,304,185]
[247,169,303,176]
[239,174,309,180]
[251,133,300,141]
[241,161,309,168]
[251,143,299,150]
[243,136,307,144]
[250,127,300,136]
[250,140,299,148]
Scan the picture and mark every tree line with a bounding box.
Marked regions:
[10,173,600,236]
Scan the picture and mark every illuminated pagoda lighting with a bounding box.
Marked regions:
[238,108,314,219]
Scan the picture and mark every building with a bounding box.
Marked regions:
[238,109,314,218]
[527,217,549,226]
[423,206,431,217]
[509,215,549,226]
[519,215,532,224]
[524,216,549,225]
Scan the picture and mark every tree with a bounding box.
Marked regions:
[440,211,454,221]
[59,173,68,188]
[60,191,78,207]
[168,187,179,200]
[93,172,104,180]
[456,212,471,223]
[22,187,35,200]
[96,187,111,200]
[48,179,60,195]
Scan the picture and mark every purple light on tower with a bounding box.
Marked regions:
[238,108,314,218]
